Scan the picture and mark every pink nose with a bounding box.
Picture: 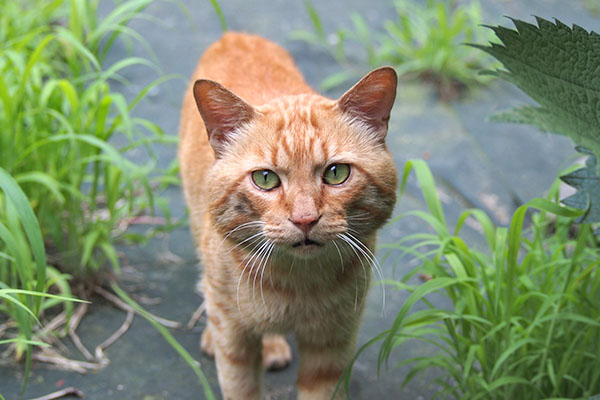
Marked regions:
[290,214,320,235]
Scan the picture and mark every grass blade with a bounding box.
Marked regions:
[208,0,227,31]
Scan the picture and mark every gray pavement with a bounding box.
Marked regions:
[1,0,596,399]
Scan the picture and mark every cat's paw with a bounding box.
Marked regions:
[262,334,292,371]
[200,328,215,358]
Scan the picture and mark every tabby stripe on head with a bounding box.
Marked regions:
[278,129,293,159]
[235,193,257,215]
[353,203,388,219]
[306,133,313,156]
[309,109,321,129]
[210,174,248,211]
[320,135,329,161]
[270,139,279,167]
[352,164,396,198]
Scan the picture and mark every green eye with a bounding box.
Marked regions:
[323,163,350,185]
[252,170,281,190]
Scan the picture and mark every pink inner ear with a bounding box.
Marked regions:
[338,67,397,139]
[193,80,255,156]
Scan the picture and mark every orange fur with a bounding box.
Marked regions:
[179,32,398,400]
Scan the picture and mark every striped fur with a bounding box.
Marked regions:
[179,32,397,399]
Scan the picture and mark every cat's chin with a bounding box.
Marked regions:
[286,239,326,259]
[292,238,322,248]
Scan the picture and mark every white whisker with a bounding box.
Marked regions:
[236,237,268,311]
[332,239,345,272]
[248,239,272,306]
[344,232,386,290]
[269,246,280,290]
[227,230,266,254]
[235,238,265,310]
[259,242,275,313]
[345,213,372,221]
[218,221,264,250]
[338,234,367,312]
[354,274,358,311]
[341,232,386,317]
[346,226,366,238]
[287,254,297,280]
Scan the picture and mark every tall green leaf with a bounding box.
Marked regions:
[208,0,227,31]
[0,168,46,311]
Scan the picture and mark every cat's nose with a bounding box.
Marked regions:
[289,192,320,235]
[290,214,320,235]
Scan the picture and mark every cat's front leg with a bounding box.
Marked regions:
[208,317,263,400]
[295,334,355,400]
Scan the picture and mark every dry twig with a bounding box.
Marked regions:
[37,312,66,338]
[35,312,70,353]
[68,303,93,361]
[33,348,102,373]
[93,285,180,328]
[94,310,134,364]
[26,387,84,400]
[186,301,206,330]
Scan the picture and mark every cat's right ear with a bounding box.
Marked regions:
[193,79,256,158]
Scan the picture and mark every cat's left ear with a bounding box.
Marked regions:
[337,66,397,142]
[193,79,256,158]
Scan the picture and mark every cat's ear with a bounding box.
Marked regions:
[337,67,397,142]
[193,79,256,157]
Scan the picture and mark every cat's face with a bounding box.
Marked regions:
[195,68,398,260]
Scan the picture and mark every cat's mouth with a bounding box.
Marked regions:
[292,238,323,248]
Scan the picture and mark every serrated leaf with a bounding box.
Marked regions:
[479,17,600,162]
[560,149,600,223]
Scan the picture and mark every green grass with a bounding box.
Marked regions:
[0,0,183,390]
[0,0,179,275]
[341,160,599,399]
[291,0,495,98]
[0,167,85,391]
[208,0,228,31]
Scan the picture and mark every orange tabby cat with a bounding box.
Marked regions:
[179,32,397,399]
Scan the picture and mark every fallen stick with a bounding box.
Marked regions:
[34,312,70,354]
[93,285,180,328]
[68,303,94,361]
[33,351,100,374]
[26,387,84,400]
[43,333,69,355]
[94,310,134,363]
[37,312,66,338]
[186,301,206,330]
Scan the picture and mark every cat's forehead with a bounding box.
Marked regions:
[251,94,350,167]
[264,94,335,129]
